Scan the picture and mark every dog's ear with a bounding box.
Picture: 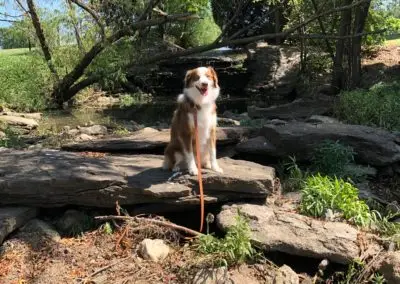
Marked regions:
[184,69,195,88]
[207,66,219,88]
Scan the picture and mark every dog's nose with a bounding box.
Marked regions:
[201,82,208,88]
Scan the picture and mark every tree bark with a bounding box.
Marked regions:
[350,0,371,88]
[331,0,353,93]
[26,0,59,81]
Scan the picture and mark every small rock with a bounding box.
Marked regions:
[138,239,170,262]
[217,117,241,126]
[273,265,299,284]
[79,125,108,135]
[74,133,95,141]
[192,267,228,284]
[67,129,80,136]
[306,115,341,124]
[56,210,91,235]
[0,131,5,139]
[20,219,60,242]
[269,119,287,125]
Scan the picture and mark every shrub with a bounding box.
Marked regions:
[300,174,372,227]
[196,213,255,265]
[334,82,400,131]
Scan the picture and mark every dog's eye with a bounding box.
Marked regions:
[193,74,200,81]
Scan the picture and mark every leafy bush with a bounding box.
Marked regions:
[300,174,372,227]
[335,82,400,131]
[196,213,255,265]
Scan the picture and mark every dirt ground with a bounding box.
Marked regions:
[361,45,400,88]
[0,219,279,284]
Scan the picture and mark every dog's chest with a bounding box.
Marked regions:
[188,106,215,145]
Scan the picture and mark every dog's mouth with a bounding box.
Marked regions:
[196,86,208,96]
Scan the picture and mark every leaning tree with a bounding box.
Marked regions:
[5,0,376,106]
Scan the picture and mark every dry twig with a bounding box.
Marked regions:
[95,215,202,237]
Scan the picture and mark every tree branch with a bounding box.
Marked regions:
[26,0,59,80]
[70,0,105,40]
[310,0,335,61]
[138,0,162,22]
[52,12,199,104]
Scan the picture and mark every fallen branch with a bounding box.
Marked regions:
[95,215,202,237]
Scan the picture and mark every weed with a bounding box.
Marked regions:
[196,213,255,265]
[280,156,308,192]
[100,222,113,235]
[300,174,372,227]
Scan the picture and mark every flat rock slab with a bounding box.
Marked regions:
[247,96,333,120]
[61,127,258,152]
[0,115,38,129]
[0,150,275,208]
[0,207,38,244]
[217,204,381,264]
[237,122,400,166]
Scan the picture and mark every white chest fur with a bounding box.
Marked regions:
[188,104,216,147]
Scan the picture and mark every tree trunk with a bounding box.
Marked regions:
[331,0,353,94]
[26,0,59,81]
[350,0,371,88]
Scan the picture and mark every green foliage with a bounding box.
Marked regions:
[335,81,400,131]
[300,174,372,227]
[311,140,356,177]
[166,0,221,47]
[196,213,255,265]
[364,9,400,46]
[0,49,51,111]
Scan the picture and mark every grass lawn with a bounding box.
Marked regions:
[0,48,50,111]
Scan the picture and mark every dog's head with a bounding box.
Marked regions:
[183,66,220,105]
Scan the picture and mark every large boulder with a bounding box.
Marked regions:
[376,252,400,284]
[0,207,38,244]
[245,44,301,105]
[247,95,333,120]
[0,150,276,209]
[217,203,381,264]
[236,122,400,167]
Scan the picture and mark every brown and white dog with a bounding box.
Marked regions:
[162,66,223,176]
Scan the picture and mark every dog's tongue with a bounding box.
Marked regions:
[200,88,208,96]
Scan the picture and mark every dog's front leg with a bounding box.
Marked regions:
[208,126,223,173]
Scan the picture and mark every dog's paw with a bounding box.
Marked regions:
[212,165,223,174]
[188,166,199,176]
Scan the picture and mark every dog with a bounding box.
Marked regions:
[162,66,223,176]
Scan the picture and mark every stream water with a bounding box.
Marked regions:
[40,96,250,131]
